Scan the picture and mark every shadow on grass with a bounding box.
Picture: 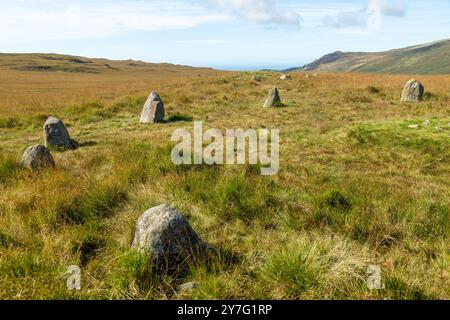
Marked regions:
[164,114,194,123]
[78,141,97,148]
[49,140,97,152]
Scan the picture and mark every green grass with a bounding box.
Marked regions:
[303,39,450,74]
[347,119,450,175]
[261,242,321,298]
[0,117,22,129]
[0,152,21,184]
[414,203,449,239]
[380,276,435,300]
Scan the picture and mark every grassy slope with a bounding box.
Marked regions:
[0,52,213,73]
[302,39,450,74]
[0,56,449,299]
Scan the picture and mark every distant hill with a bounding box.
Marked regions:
[0,53,213,74]
[287,39,450,74]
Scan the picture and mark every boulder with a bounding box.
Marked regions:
[140,91,165,124]
[44,116,78,150]
[401,79,424,102]
[21,145,55,171]
[280,74,291,80]
[132,204,203,272]
[263,87,282,108]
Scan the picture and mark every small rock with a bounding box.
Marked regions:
[251,75,261,82]
[140,91,165,124]
[401,79,424,102]
[408,124,420,129]
[132,204,204,272]
[280,74,291,80]
[422,120,431,126]
[263,87,282,108]
[21,145,55,171]
[178,282,198,292]
[44,116,78,150]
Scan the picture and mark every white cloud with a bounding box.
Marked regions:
[0,0,408,45]
[367,0,406,17]
[324,0,406,29]
[204,0,302,26]
[323,10,366,28]
[0,0,232,43]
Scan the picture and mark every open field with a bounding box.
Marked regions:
[0,57,449,299]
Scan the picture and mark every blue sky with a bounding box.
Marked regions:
[1,0,449,70]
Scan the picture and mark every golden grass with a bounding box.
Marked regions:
[0,61,449,299]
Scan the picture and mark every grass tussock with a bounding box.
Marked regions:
[0,152,21,184]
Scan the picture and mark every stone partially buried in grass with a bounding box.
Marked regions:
[251,75,262,82]
[44,116,79,150]
[280,74,291,80]
[264,87,282,108]
[401,79,424,102]
[21,145,55,171]
[132,204,204,273]
[140,91,165,124]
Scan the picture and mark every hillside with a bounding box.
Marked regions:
[290,39,450,74]
[0,53,215,74]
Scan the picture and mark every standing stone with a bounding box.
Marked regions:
[44,116,78,150]
[140,91,165,124]
[21,145,55,171]
[401,79,424,102]
[263,87,282,108]
[132,204,203,272]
